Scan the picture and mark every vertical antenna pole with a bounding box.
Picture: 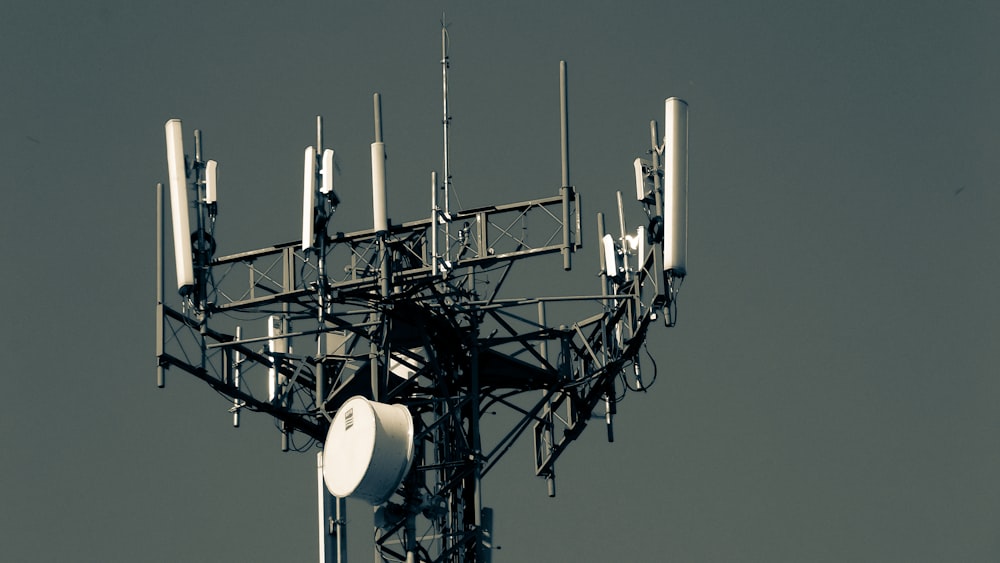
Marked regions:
[372,93,389,408]
[469,324,485,560]
[441,24,452,263]
[316,322,327,416]
[156,183,165,388]
[372,93,388,235]
[193,129,208,312]
[616,191,628,282]
[317,451,345,563]
[372,93,391,298]
[560,61,572,271]
[538,302,557,497]
[315,115,329,408]
[596,213,609,301]
[335,497,346,563]
[233,325,242,427]
[317,452,329,563]
[650,120,668,307]
[650,121,664,224]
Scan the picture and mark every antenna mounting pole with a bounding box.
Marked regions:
[441,21,452,262]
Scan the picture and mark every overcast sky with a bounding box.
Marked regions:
[2,1,999,562]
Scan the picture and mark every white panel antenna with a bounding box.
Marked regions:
[302,146,317,251]
[625,225,646,274]
[164,119,194,295]
[321,148,335,195]
[633,157,654,202]
[602,234,622,279]
[205,160,218,204]
[663,98,688,277]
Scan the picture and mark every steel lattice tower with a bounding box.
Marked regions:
[155,29,688,563]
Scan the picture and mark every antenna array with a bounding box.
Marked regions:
[154,30,688,563]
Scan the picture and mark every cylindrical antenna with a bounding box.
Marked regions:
[372,93,388,234]
[430,170,438,275]
[663,98,688,278]
[164,119,194,295]
[559,61,570,188]
[616,190,627,251]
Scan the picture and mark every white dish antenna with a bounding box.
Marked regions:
[322,396,415,505]
[164,119,194,295]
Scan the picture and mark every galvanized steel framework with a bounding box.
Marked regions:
[154,43,685,563]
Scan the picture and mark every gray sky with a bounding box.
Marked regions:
[2,1,999,561]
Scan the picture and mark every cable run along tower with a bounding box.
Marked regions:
[154,26,690,563]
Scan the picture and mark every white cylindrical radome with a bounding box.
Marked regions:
[371,142,388,233]
[164,119,194,294]
[322,396,415,505]
[663,98,688,277]
[302,146,317,251]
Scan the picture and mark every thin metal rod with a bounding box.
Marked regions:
[373,93,383,143]
[317,115,323,151]
[560,61,572,271]
[562,186,572,271]
[233,326,242,427]
[156,183,165,388]
[559,60,570,188]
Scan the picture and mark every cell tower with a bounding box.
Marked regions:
[154,26,689,563]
